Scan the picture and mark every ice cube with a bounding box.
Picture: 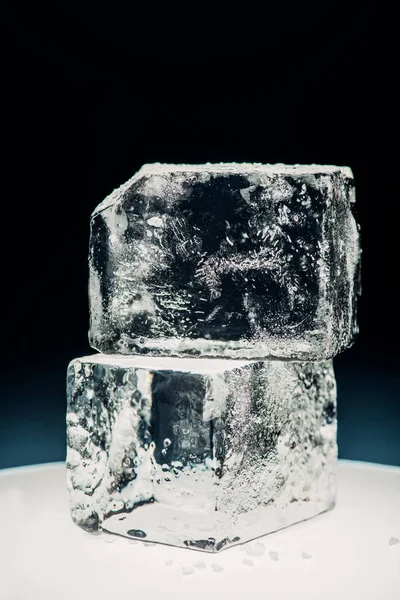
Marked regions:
[89,163,360,360]
[66,354,337,551]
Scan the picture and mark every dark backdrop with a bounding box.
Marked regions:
[2,1,399,468]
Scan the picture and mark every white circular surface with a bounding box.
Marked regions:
[0,461,399,600]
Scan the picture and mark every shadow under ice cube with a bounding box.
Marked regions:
[67,355,337,551]
[89,163,360,359]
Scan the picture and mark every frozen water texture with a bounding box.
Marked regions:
[66,354,337,551]
[89,163,361,360]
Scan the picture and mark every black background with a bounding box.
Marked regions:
[2,1,399,468]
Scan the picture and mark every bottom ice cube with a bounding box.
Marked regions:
[66,355,337,551]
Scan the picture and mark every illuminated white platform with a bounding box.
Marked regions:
[0,460,399,599]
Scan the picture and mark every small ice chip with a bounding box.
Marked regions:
[245,542,265,556]
[269,551,279,562]
[242,559,254,567]
[301,551,312,560]
[182,566,194,576]
[194,561,207,570]
[388,537,399,546]
[212,563,224,572]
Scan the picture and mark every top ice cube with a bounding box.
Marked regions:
[89,163,360,359]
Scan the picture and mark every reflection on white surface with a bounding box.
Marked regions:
[0,461,399,600]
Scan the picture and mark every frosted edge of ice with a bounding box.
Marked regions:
[137,163,353,176]
[92,168,145,216]
[89,335,326,362]
[71,354,256,374]
[92,163,354,216]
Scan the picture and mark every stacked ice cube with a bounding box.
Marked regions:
[67,164,361,551]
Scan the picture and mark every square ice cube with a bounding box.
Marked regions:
[89,163,360,359]
[67,354,337,551]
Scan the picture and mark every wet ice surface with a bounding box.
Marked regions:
[89,163,360,360]
[66,354,337,550]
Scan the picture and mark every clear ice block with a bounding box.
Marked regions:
[89,163,360,360]
[66,354,337,551]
